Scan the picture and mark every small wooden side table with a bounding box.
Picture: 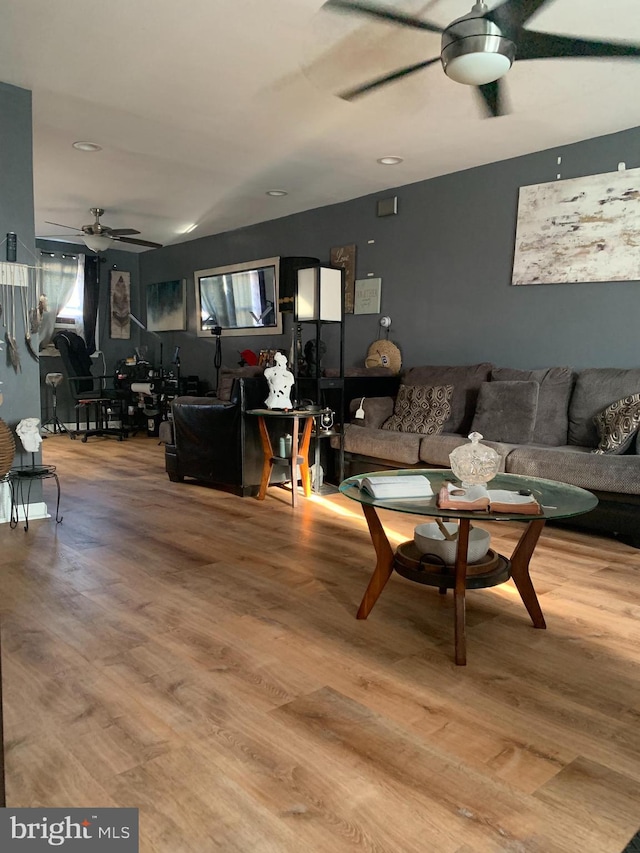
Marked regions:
[247,409,314,508]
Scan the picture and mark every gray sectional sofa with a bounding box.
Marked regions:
[336,363,640,546]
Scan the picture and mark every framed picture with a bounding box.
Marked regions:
[147,279,186,331]
[354,277,381,314]
[194,256,282,337]
[331,244,357,314]
[110,270,131,339]
[258,349,278,367]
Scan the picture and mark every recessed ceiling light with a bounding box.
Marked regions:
[377,156,403,165]
[266,190,288,197]
[72,141,102,152]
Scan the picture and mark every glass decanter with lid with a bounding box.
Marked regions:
[449,432,500,487]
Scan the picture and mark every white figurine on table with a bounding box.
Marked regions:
[264,352,294,410]
[16,417,43,453]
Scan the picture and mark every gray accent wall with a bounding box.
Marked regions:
[140,125,640,391]
[0,82,40,470]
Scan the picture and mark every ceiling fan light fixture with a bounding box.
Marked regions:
[441,8,515,86]
[83,234,112,252]
[443,48,513,85]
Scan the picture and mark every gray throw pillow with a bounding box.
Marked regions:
[490,366,574,445]
[471,381,539,444]
[382,384,453,435]
[592,394,640,455]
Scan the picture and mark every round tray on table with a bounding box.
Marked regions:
[393,541,510,590]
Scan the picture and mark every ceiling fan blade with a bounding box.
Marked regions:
[44,220,81,231]
[476,79,507,117]
[114,235,163,249]
[518,29,640,61]
[324,0,442,34]
[339,56,440,100]
[487,0,553,34]
[108,228,141,236]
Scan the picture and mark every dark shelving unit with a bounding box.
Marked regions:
[292,264,345,485]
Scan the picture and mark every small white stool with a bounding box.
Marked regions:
[41,372,70,436]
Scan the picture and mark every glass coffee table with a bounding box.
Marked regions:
[340,469,598,665]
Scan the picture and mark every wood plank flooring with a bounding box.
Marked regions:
[1,434,640,852]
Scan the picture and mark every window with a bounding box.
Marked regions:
[55,254,84,329]
[38,252,97,354]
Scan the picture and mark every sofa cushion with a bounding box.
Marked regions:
[349,396,395,429]
[506,444,640,495]
[592,394,640,454]
[491,366,574,445]
[568,367,640,447]
[342,424,421,465]
[381,384,453,435]
[326,367,395,377]
[417,433,516,470]
[402,363,493,435]
[470,381,539,444]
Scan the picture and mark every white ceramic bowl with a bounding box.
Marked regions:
[413,522,490,566]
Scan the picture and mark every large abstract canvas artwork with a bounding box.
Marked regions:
[512,167,640,285]
[147,279,186,332]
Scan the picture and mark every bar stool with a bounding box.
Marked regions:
[41,373,71,436]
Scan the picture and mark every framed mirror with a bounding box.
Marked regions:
[194,256,282,337]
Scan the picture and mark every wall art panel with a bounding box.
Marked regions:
[512,167,640,285]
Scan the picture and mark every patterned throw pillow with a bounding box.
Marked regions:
[592,393,640,454]
[382,384,453,435]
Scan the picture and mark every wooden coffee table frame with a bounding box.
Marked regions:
[341,469,597,667]
[356,505,546,666]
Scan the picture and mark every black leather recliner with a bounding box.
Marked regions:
[165,376,287,497]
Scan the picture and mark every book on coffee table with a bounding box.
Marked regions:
[359,475,434,500]
[437,483,541,514]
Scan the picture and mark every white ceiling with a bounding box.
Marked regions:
[1,0,640,252]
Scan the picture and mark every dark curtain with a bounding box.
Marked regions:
[83,255,99,354]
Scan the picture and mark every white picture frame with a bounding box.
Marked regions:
[354,277,381,314]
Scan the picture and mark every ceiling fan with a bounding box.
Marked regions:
[323,0,640,116]
[45,207,163,251]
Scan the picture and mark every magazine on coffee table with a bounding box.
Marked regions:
[359,475,434,500]
[437,482,541,514]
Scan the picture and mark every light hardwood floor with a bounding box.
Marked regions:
[1,434,640,852]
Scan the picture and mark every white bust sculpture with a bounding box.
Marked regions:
[16,417,43,453]
[264,352,294,410]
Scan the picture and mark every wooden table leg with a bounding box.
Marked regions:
[510,518,547,629]
[298,417,313,497]
[256,417,273,501]
[453,518,470,666]
[357,503,395,619]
